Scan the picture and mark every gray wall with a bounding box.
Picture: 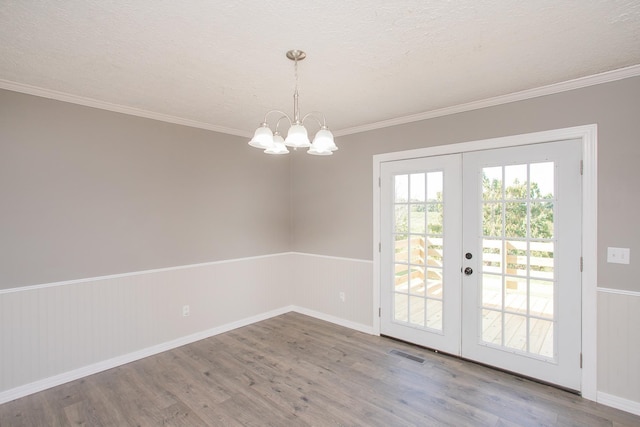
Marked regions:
[0,90,291,289]
[291,76,640,292]
[2,76,639,292]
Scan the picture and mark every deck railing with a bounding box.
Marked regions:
[394,237,443,289]
[394,237,553,291]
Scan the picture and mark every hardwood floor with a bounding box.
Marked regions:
[1,312,638,426]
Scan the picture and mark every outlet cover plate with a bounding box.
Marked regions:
[607,247,630,264]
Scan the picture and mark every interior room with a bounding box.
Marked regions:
[1,1,639,425]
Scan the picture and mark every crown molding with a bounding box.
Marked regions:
[2,64,639,139]
[333,63,640,137]
[0,79,252,138]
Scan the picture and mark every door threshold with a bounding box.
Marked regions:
[381,334,580,396]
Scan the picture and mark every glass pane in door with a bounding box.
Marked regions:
[392,172,444,331]
[480,162,556,359]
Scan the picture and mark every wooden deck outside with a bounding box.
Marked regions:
[394,237,555,358]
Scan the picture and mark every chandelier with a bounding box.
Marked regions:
[248,50,338,156]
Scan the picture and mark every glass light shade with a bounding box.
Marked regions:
[308,146,333,156]
[285,124,311,148]
[248,125,274,149]
[309,128,337,153]
[308,128,336,155]
[264,133,289,155]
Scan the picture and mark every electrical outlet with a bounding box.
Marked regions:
[607,247,630,264]
[339,292,346,302]
[182,305,190,317]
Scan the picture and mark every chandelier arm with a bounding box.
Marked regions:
[301,111,328,128]
[274,115,290,133]
[262,110,292,127]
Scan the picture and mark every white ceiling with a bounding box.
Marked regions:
[1,1,640,137]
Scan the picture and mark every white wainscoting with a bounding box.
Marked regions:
[290,253,374,333]
[0,252,375,404]
[597,287,640,416]
[0,254,292,403]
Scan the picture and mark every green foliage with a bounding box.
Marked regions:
[482,175,553,239]
[426,203,443,234]
[394,176,553,240]
[394,191,443,236]
[394,206,409,237]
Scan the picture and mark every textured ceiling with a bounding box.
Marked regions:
[1,1,640,137]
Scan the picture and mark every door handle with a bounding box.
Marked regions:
[464,267,473,275]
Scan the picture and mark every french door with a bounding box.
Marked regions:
[380,154,462,355]
[380,140,582,390]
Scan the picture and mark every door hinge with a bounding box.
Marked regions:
[580,256,583,272]
[580,160,583,175]
[580,352,583,368]
[378,177,381,188]
[379,307,382,317]
[379,242,381,253]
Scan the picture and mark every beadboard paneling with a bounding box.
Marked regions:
[0,252,375,403]
[0,254,291,398]
[597,288,640,415]
[291,253,373,331]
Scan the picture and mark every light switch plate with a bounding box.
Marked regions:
[607,247,630,264]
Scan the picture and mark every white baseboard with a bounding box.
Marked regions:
[291,306,374,335]
[0,305,293,405]
[597,392,640,416]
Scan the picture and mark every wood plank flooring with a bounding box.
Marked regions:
[1,312,639,426]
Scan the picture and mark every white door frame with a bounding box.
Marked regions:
[372,124,597,400]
